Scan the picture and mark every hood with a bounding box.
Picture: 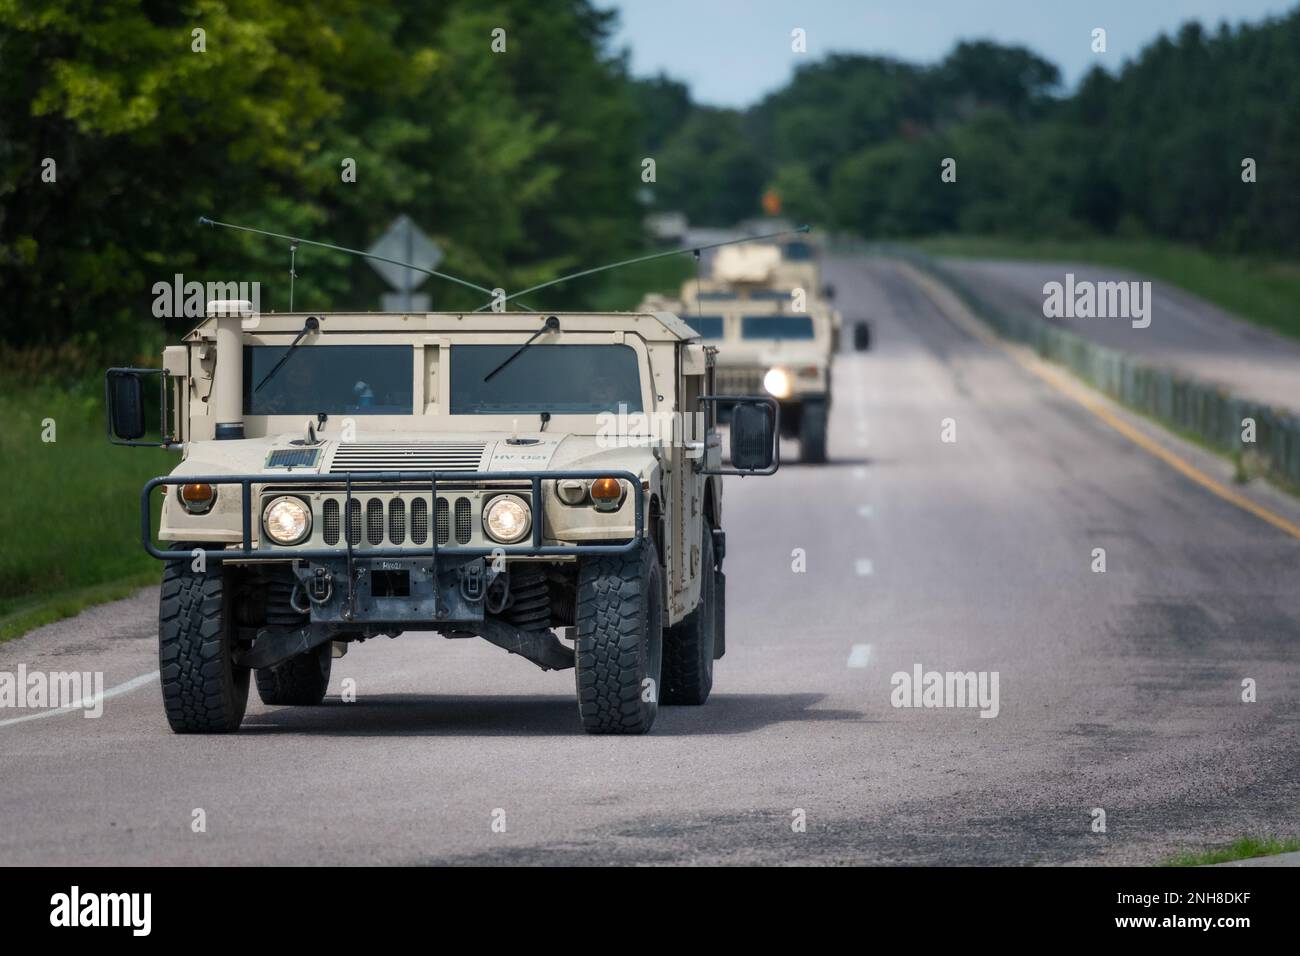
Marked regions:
[174,429,659,481]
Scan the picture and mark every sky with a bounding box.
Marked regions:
[601,0,1298,107]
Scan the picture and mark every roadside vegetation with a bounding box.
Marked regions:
[912,236,1300,342]
[1160,836,1300,867]
[586,255,695,312]
[0,379,172,641]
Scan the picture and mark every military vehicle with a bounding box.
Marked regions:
[641,240,866,464]
[105,223,784,736]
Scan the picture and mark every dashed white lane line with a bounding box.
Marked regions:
[857,505,873,518]
[855,559,874,576]
[0,670,158,729]
[847,644,873,668]
[852,467,867,480]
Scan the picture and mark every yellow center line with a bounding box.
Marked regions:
[896,260,1300,543]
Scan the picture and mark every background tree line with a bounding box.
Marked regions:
[639,10,1300,254]
[0,0,645,362]
[4,1,1298,366]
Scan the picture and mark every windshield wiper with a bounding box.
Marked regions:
[255,316,319,392]
[482,315,559,382]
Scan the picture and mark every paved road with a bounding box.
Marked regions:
[945,259,1300,415]
[2,255,1298,865]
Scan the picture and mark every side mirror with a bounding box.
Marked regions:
[696,395,779,475]
[853,321,871,352]
[730,400,776,472]
[107,370,147,440]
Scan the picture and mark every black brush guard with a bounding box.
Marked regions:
[140,469,644,561]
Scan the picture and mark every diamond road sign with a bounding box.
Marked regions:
[366,215,443,295]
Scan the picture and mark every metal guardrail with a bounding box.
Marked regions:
[141,469,645,561]
[848,241,1300,491]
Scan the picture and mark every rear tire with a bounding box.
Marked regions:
[854,322,871,351]
[575,541,663,734]
[800,399,828,463]
[158,546,249,734]
[255,644,331,706]
[662,529,717,705]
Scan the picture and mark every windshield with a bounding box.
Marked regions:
[684,315,724,339]
[243,345,413,415]
[450,344,643,415]
[741,316,815,340]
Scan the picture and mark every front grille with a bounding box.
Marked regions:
[436,498,449,545]
[263,488,521,550]
[455,497,471,544]
[714,367,765,396]
[411,498,428,544]
[322,499,340,545]
[328,442,486,474]
[346,499,362,545]
[388,498,405,545]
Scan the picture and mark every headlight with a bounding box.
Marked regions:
[483,494,531,543]
[263,496,312,545]
[763,367,793,399]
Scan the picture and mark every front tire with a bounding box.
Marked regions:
[575,541,664,734]
[158,547,249,733]
[800,399,829,464]
[662,529,717,705]
[255,644,331,706]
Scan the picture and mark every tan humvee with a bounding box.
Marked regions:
[640,240,858,463]
[106,302,778,735]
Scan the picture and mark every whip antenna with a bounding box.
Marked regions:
[198,216,536,312]
[472,225,810,313]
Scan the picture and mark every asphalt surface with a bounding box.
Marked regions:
[2,255,1298,866]
[945,258,1300,414]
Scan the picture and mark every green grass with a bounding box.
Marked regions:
[1160,836,1300,867]
[0,380,172,642]
[911,236,1300,342]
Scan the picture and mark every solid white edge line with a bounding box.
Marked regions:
[0,670,159,728]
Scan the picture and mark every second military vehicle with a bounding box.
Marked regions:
[642,240,864,463]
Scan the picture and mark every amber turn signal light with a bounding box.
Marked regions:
[590,477,622,501]
[178,483,216,514]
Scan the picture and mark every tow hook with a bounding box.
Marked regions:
[310,567,333,604]
[459,559,486,602]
